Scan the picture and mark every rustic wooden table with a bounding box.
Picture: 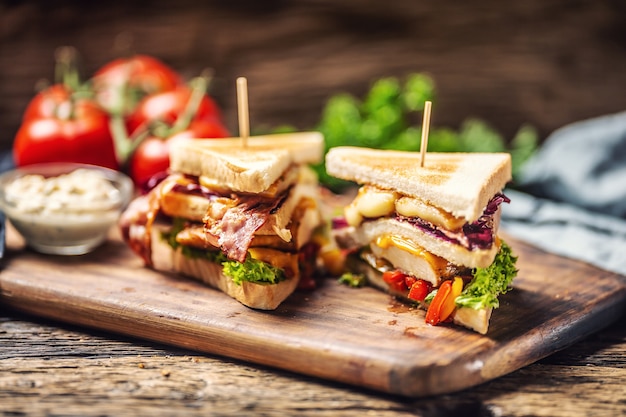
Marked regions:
[1,308,624,416]
[2,2,625,414]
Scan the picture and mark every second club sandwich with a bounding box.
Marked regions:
[120,132,325,310]
[326,146,518,334]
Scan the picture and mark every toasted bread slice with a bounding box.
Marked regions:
[149,199,322,310]
[325,147,511,223]
[151,225,299,310]
[170,132,324,194]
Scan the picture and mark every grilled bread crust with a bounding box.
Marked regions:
[325,147,511,223]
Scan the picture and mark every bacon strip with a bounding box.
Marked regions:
[205,193,288,263]
[122,173,292,265]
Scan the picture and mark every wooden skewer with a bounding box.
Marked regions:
[419,100,432,167]
[236,77,250,148]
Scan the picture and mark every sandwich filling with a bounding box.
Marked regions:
[120,165,323,289]
[335,184,517,334]
[325,147,517,333]
[344,185,509,253]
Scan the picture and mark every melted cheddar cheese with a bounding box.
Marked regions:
[374,234,450,274]
[248,247,299,279]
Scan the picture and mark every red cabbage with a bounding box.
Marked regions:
[396,193,510,250]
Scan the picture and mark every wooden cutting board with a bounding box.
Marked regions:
[0,226,624,397]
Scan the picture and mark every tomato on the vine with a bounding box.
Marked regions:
[13,50,230,185]
[124,74,230,186]
[92,54,182,116]
[21,84,74,122]
[13,86,118,170]
[167,118,230,141]
[125,85,223,136]
[128,136,173,188]
[129,118,230,188]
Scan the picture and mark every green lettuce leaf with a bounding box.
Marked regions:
[162,218,283,286]
[162,217,187,250]
[222,255,285,286]
[455,241,518,310]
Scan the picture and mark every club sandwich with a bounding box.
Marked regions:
[120,132,325,310]
[326,146,518,334]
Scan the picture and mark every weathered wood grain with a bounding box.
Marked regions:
[1,0,626,150]
[0,224,624,397]
[0,312,624,416]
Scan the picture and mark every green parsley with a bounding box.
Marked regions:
[337,272,366,288]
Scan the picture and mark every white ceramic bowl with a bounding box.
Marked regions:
[0,162,133,255]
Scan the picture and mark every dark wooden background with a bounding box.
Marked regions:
[1,0,625,151]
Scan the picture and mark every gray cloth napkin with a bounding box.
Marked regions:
[501,111,626,276]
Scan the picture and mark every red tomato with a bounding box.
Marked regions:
[21,84,73,122]
[92,55,182,116]
[13,96,118,170]
[382,270,408,293]
[404,275,417,289]
[129,136,173,188]
[129,119,230,187]
[167,119,230,141]
[125,86,223,136]
[407,279,431,302]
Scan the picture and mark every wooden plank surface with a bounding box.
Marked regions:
[0,227,624,397]
[1,312,625,416]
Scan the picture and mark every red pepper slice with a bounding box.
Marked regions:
[425,280,452,325]
[425,277,464,326]
[439,277,464,322]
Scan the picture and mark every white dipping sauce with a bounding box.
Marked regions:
[6,169,121,214]
[3,169,124,254]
